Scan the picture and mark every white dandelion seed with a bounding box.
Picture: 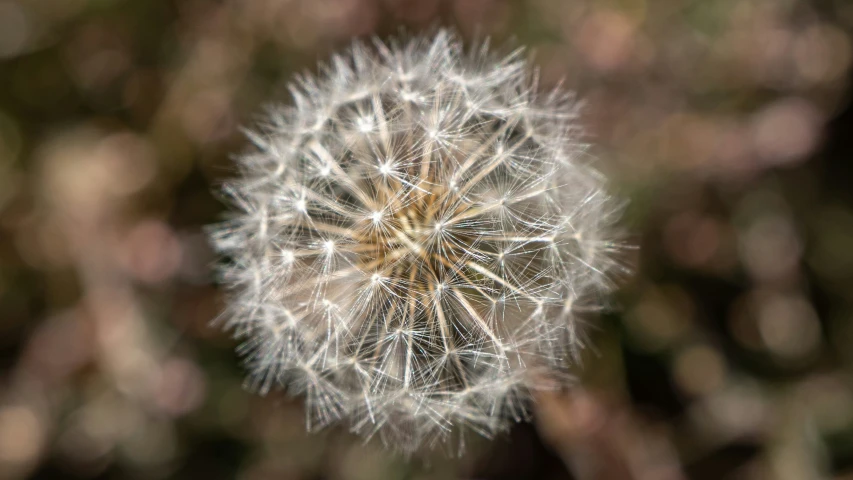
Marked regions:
[209,30,628,455]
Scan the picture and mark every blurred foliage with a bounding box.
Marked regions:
[1,0,853,479]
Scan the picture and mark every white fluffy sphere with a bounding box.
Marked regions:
[210,30,626,454]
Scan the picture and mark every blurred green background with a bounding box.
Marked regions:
[1,0,853,478]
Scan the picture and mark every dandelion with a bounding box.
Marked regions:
[209,30,627,454]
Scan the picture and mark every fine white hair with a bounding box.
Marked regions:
[210,29,627,455]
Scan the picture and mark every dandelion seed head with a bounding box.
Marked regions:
[210,29,628,455]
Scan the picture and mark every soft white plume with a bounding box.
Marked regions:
[209,30,627,454]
